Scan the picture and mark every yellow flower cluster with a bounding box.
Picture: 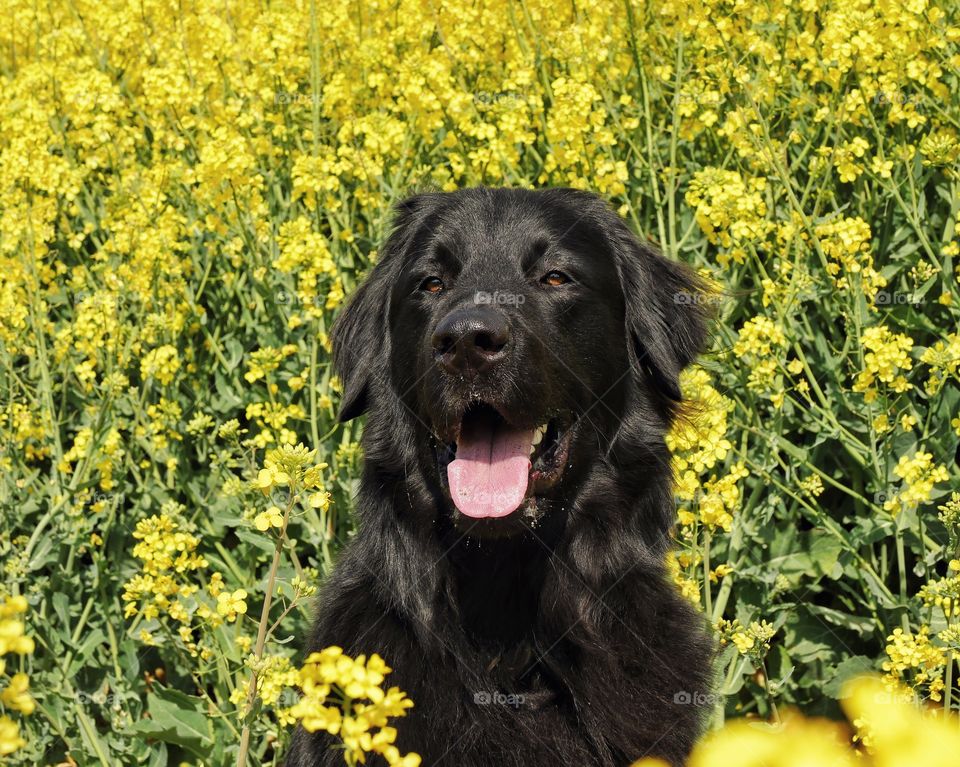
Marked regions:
[137,398,184,454]
[669,368,734,478]
[230,654,299,709]
[541,77,629,195]
[831,137,872,183]
[882,450,950,516]
[692,464,750,534]
[256,444,323,492]
[121,507,232,656]
[685,169,773,266]
[919,129,960,167]
[920,332,960,395]
[245,345,300,385]
[54,292,122,391]
[853,326,915,402]
[939,493,960,541]
[0,403,50,466]
[733,315,789,403]
[0,596,35,757]
[667,368,747,605]
[716,618,776,664]
[274,218,340,319]
[882,627,946,702]
[734,316,788,358]
[254,443,332,514]
[798,474,825,498]
[140,344,182,386]
[918,560,960,621]
[0,598,33,657]
[815,217,887,303]
[634,676,960,767]
[245,402,308,448]
[241,438,334,637]
[882,549,960,706]
[287,647,420,767]
[666,554,702,604]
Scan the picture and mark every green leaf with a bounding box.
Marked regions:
[806,604,874,635]
[822,655,876,699]
[52,591,71,629]
[67,629,108,676]
[130,685,213,756]
[235,526,278,554]
[808,534,843,578]
[223,337,245,372]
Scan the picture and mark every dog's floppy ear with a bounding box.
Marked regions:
[605,215,712,402]
[331,192,444,422]
[330,266,388,422]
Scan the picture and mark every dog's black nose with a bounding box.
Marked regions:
[432,307,510,376]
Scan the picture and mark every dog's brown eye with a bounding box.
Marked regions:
[420,276,444,293]
[541,271,570,287]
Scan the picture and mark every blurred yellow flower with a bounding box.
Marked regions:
[216,589,248,622]
[254,505,284,532]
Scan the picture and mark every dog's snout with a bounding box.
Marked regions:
[432,307,510,376]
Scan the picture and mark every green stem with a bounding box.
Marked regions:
[702,529,713,619]
[761,658,781,725]
[945,651,954,717]
[710,483,755,623]
[895,518,911,632]
[235,495,295,767]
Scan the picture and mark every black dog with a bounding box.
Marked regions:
[286,187,714,767]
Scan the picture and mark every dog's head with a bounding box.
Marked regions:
[333,188,710,538]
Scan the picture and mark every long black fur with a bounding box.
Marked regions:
[286,187,715,767]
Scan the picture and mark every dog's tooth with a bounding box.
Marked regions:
[532,425,546,446]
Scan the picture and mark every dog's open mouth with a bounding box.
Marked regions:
[435,402,572,519]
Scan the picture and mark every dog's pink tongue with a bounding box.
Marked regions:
[448,420,532,519]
